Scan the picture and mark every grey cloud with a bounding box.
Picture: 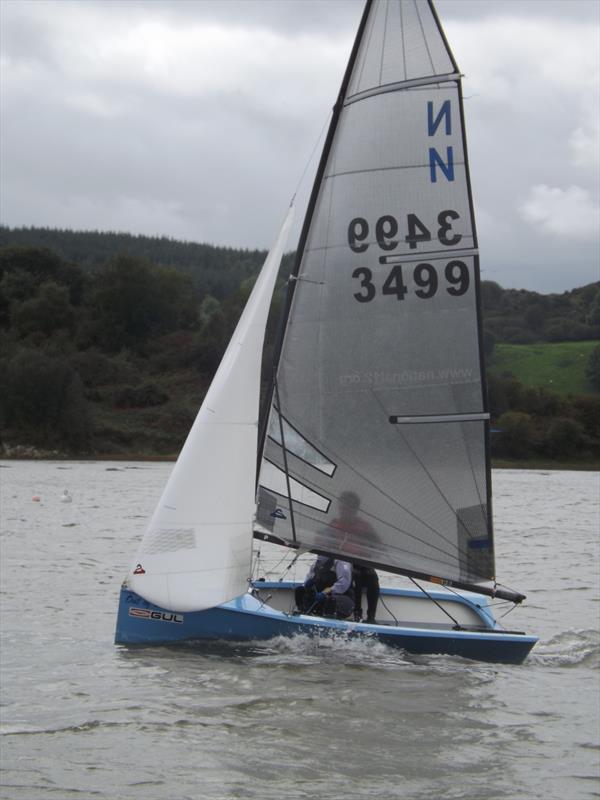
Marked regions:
[1,0,598,292]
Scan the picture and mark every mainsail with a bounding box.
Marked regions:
[257,0,520,602]
[128,207,294,612]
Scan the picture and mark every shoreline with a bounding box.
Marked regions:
[1,447,598,472]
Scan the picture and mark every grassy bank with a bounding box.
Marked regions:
[488,340,599,395]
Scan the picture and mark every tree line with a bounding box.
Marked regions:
[0,232,598,463]
[0,225,269,302]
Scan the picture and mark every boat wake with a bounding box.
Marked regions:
[171,632,413,669]
[529,628,599,667]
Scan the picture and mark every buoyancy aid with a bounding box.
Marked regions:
[313,558,337,591]
[313,557,354,600]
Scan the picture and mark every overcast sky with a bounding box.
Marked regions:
[1,0,599,292]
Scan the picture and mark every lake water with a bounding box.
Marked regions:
[1,461,598,800]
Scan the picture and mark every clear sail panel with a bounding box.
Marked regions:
[258,0,494,587]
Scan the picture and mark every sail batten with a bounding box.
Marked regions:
[345,72,460,105]
[390,412,490,424]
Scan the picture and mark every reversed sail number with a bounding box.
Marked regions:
[348,210,461,253]
[352,261,469,303]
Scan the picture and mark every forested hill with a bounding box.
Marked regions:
[481,281,599,346]
[1,226,598,336]
[0,225,271,301]
[0,226,599,464]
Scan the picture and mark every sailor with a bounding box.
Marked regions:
[329,491,380,623]
[295,555,354,619]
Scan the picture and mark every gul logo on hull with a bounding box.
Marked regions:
[129,607,184,624]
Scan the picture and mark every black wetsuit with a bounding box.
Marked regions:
[353,565,379,623]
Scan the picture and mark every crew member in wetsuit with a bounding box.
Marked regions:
[294,556,354,619]
[353,565,380,624]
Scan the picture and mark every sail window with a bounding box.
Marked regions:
[260,460,331,513]
[268,412,336,476]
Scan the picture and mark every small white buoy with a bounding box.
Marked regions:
[61,489,72,503]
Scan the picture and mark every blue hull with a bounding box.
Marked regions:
[115,584,537,665]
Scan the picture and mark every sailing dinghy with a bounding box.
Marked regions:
[115,0,537,664]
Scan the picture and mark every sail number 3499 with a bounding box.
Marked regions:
[348,210,469,302]
[348,210,461,253]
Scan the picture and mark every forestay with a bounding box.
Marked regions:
[257,0,502,598]
[128,207,294,612]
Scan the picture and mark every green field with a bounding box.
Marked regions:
[488,340,599,396]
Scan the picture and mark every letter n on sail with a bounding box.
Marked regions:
[428,99,454,182]
[429,146,454,182]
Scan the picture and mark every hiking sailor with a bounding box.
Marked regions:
[294,556,354,619]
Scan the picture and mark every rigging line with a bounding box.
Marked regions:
[255,593,274,612]
[371,390,488,545]
[256,547,296,580]
[403,572,518,613]
[409,577,462,628]
[498,604,518,620]
[292,111,332,203]
[281,549,305,579]
[258,547,307,583]
[291,275,325,285]
[436,581,495,608]
[378,595,400,626]
[251,546,262,582]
